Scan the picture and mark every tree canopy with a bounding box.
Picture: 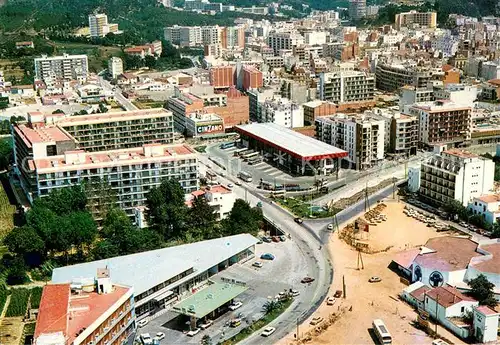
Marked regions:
[468,274,498,308]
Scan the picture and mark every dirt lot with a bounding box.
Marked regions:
[278,200,467,345]
[0,316,24,345]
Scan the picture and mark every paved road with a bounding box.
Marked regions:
[99,76,138,111]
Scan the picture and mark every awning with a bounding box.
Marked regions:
[154,290,174,303]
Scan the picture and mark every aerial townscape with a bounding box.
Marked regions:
[4,0,500,344]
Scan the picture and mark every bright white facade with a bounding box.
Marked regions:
[319,71,375,103]
[259,97,304,128]
[108,57,123,79]
[408,166,421,193]
[473,306,500,343]
[468,194,500,225]
[34,54,89,82]
[186,185,235,220]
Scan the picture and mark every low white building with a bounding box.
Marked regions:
[473,305,500,343]
[408,166,421,193]
[468,194,500,225]
[186,185,235,220]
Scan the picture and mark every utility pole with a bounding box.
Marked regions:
[342,275,346,298]
[435,294,439,336]
[392,180,396,200]
[364,181,369,212]
[296,317,300,341]
[356,247,364,270]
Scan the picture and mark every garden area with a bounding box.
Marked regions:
[5,288,30,317]
[0,178,15,240]
[274,196,341,218]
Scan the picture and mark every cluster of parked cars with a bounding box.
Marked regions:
[404,206,449,232]
[260,235,287,243]
[140,332,165,345]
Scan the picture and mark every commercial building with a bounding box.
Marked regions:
[315,114,385,170]
[318,71,375,104]
[52,234,259,317]
[375,62,440,92]
[242,66,263,90]
[235,122,348,176]
[108,57,123,79]
[348,0,366,20]
[419,149,494,206]
[34,54,89,82]
[186,185,235,220]
[34,270,135,345]
[395,11,437,30]
[209,66,234,89]
[404,100,472,146]
[185,112,225,137]
[302,101,337,125]
[88,13,121,38]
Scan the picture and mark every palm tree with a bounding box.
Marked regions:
[262,300,281,315]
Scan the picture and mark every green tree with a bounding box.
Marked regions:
[34,185,87,215]
[68,211,98,250]
[83,178,117,220]
[5,256,28,285]
[0,138,12,171]
[201,335,212,345]
[146,179,188,240]
[4,226,45,267]
[186,195,218,240]
[262,300,281,315]
[52,109,65,114]
[468,274,498,308]
[91,240,120,260]
[144,55,157,69]
[221,199,262,236]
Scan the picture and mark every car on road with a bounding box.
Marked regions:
[200,320,213,330]
[261,253,275,260]
[290,289,300,297]
[272,236,280,242]
[186,328,200,337]
[432,340,450,345]
[310,316,324,325]
[227,183,234,188]
[140,333,153,345]
[262,236,272,243]
[369,276,382,283]
[155,332,165,341]
[230,318,241,327]
[137,319,148,328]
[229,301,243,310]
[294,217,303,224]
[279,235,286,242]
[235,180,242,186]
[334,290,342,298]
[261,327,276,337]
[327,224,333,230]
[301,277,315,283]
[326,297,336,306]
[252,261,263,268]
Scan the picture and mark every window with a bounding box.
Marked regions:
[461,306,465,313]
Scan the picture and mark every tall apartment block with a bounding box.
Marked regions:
[389,113,418,157]
[395,11,437,30]
[404,100,472,147]
[202,26,222,45]
[88,13,121,38]
[242,66,263,90]
[164,25,202,47]
[209,66,234,89]
[319,71,375,104]
[349,0,366,20]
[267,32,304,55]
[419,149,494,206]
[34,271,135,345]
[375,62,441,92]
[12,109,196,217]
[108,57,123,79]
[315,114,385,170]
[34,54,89,82]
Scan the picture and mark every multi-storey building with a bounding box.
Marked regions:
[34,270,135,345]
[315,114,385,170]
[404,100,472,147]
[242,66,263,90]
[34,54,89,82]
[222,26,245,49]
[302,101,337,125]
[201,25,222,45]
[318,71,375,104]
[389,113,418,157]
[186,185,235,220]
[375,62,442,92]
[108,57,123,79]
[209,66,234,89]
[267,32,304,55]
[88,13,121,38]
[399,86,435,110]
[395,11,437,30]
[13,109,177,210]
[349,0,366,20]
[164,25,202,47]
[258,97,304,128]
[185,112,224,137]
[419,149,494,206]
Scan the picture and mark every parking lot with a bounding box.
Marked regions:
[137,238,314,344]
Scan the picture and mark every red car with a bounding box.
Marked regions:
[272,236,280,242]
[301,277,315,284]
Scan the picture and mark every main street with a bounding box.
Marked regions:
[98,76,138,111]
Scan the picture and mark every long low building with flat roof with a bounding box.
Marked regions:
[235,122,347,176]
[52,234,258,317]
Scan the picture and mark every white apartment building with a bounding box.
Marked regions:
[315,114,385,170]
[348,0,366,20]
[186,185,235,220]
[419,149,494,206]
[431,32,459,58]
[108,57,123,79]
[468,194,500,225]
[258,97,304,128]
[304,31,327,45]
[164,25,202,47]
[34,54,89,82]
[318,71,375,103]
[0,70,4,88]
[202,26,222,45]
[88,13,121,38]
[267,32,304,55]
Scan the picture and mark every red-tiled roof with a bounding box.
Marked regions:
[414,237,480,271]
[410,285,431,301]
[393,248,421,269]
[476,305,498,316]
[426,285,476,308]
[471,242,500,274]
[34,284,70,339]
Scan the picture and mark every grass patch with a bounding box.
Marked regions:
[194,145,206,153]
[0,284,8,317]
[219,298,293,345]
[275,196,341,219]
[132,101,165,109]
[52,41,122,72]
[0,179,16,240]
[5,288,30,317]
[29,287,43,309]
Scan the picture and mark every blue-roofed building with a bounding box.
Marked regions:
[52,234,258,317]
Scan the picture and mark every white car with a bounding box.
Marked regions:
[290,289,300,297]
[229,301,243,310]
[432,340,450,345]
[252,261,263,268]
[186,328,201,337]
[261,327,276,337]
[137,319,149,328]
[140,333,153,345]
[235,181,242,186]
[227,183,234,188]
[326,297,336,306]
[200,320,213,329]
[155,332,165,341]
[310,316,324,325]
[327,224,333,230]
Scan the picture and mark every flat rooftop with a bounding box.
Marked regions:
[172,282,247,319]
[56,108,172,126]
[52,234,258,298]
[235,123,347,160]
[14,124,74,148]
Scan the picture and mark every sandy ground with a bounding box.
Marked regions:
[278,200,467,345]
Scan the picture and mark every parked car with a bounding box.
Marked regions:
[327,224,333,230]
[368,276,382,283]
[310,316,324,325]
[294,217,303,224]
[252,261,263,268]
[229,301,243,310]
[155,332,165,341]
[279,235,286,242]
[186,328,200,337]
[432,340,450,345]
[290,289,300,297]
[261,253,275,260]
[301,277,315,283]
[200,320,213,330]
[272,236,280,242]
[262,236,272,243]
[230,318,241,327]
[235,181,242,186]
[140,334,153,345]
[227,183,234,188]
[326,297,336,306]
[138,319,149,328]
[261,327,276,337]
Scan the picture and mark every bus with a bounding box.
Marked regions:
[248,157,263,165]
[372,319,392,344]
[238,171,252,182]
[234,148,248,157]
[220,142,236,149]
[243,152,259,161]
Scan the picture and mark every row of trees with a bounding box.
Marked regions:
[442,199,500,237]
